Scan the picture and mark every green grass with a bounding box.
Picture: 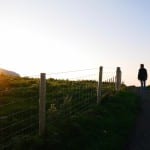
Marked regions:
[0,75,139,150]
[11,90,140,150]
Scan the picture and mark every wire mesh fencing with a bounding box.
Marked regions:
[46,68,98,124]
[0,66,122,148]
[45,67,121,129]
[46,79,97,118]
[0,76,39,150]
[101,67,117,97]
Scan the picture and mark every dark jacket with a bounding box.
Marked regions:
[138,68,147,81]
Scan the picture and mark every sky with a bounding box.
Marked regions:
[0,0,150,86]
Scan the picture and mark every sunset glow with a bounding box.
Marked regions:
[0,0,150,86]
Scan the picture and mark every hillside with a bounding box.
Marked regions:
[0,68,20,77]
[0,77,140,150]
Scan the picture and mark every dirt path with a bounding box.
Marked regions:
[125,88,150,150]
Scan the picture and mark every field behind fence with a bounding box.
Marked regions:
[0,76,39,149]
[0,66,122,149]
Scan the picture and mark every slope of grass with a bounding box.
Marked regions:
[11,90,140,150]
[0,75,139,149]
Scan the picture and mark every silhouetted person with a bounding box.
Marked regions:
[138,64,148,88]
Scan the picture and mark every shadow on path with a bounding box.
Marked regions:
[125,87,150,150]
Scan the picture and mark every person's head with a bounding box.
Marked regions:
[140,64,144,68]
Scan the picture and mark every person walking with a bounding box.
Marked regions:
[138,64,148,88]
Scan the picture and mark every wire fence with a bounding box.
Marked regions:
[0,66,122,149]
[0,76,39,150]
[46,78,97,118]
[101,68,117,97]
[45,67,120,130]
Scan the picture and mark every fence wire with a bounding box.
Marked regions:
[45,67,117,126]
[46,79,97,121]
[101,69,116,97]
[0,77,39,150]
[0,67,121,149]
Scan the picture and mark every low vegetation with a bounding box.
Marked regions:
[0,75,140,150]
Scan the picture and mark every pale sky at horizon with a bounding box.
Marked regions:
[0,0,150,86]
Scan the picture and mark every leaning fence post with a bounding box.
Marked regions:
[97,66,103,104]
[39,73,46,136]
[116,67,121,91]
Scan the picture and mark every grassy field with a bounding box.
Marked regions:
[13,91,139,150]
[0,75,139,150]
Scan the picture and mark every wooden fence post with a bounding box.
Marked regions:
[39,73,46,136]
[116,67,121,91]
[97,66,103,104]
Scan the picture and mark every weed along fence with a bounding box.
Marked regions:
[0,66,122,149]
[97,66,122,104]
[39,66,122,136]
[0,76,39,149]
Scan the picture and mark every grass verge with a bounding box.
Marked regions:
[11,90,140,150]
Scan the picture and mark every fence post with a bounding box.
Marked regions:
[39,73,46,136]
[97,66,103,104]
[116,67,121,91]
